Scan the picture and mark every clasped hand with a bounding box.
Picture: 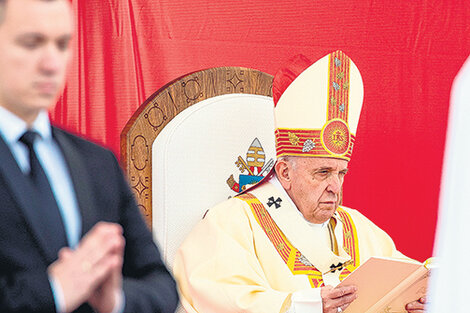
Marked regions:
[48,222,125,313]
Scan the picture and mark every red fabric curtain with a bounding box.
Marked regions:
[52,0,470,261]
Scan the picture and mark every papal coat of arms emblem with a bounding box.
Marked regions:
[226,138,274,193]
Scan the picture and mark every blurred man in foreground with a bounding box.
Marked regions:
[174,52,426,313]
[0,0,178,312]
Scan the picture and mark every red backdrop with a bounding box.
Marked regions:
[52,0,470,261]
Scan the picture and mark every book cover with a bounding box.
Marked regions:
[338,257,431,313]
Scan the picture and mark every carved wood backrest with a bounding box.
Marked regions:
[121,67,273,228]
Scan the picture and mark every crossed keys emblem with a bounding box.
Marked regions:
[235,156,254,176]
[267,196,282,209]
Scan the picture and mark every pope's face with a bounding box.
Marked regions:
[0,0,73,124]
[287,157,348,224]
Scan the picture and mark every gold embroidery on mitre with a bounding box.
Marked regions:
[330,96,337,106]
[327,51,350,123]
[288,132,300,146]
[320,119,351,156]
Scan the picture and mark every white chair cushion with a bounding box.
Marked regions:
[152,93,275,267]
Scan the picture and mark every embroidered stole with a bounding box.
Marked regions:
[237,193,360,288]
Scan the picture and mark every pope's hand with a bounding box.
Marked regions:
[405,297,426,313]
[321,285,357,313]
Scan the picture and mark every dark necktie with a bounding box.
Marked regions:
[19,130,68,255]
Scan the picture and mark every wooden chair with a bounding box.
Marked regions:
[121,66,274,272]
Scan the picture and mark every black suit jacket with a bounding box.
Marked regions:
[0,127,178,313]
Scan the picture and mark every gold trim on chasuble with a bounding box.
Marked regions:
[275,50,354,161]
[237,193,360,288]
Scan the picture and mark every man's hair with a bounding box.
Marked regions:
[277,155,298,169]
[0,0,60,25]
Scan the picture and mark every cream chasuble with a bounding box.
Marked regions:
[174,180,408,313]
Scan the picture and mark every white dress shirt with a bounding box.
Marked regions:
[0,107,124,313]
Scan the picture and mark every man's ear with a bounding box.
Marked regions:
[275,159,292,190]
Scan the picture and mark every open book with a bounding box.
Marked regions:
[338,256,433,313]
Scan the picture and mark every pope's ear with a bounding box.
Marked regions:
[275,159,292,190]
